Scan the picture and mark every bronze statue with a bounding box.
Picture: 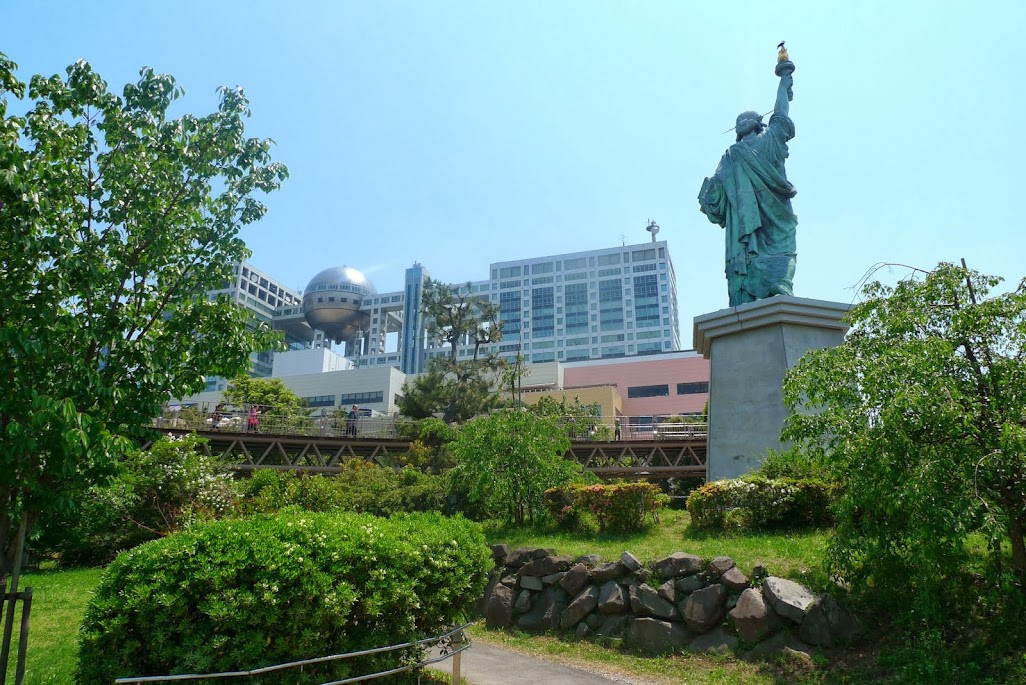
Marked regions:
[699,45,797,306]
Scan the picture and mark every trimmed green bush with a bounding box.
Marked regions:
[77,510,490,684]
[545,482,667,533]
[686,475,834,530]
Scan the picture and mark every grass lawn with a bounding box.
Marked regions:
[3,566,103,685]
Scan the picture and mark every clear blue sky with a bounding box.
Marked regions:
[5,1,1024,347]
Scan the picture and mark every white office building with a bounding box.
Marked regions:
[191,238,681,410]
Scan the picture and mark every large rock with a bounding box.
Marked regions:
[513,589,533,615]
[687,627,738,653]
[657,579,677,604]
[762,577,817,624]
[597,581,629,614]
[681,583,727,633]
[729,588,779,643]
[596,614,630,638]
[485,583,516,629]
[720,566,750,591]
[798,594,856,647]
[560,585,600,630]
[619,551,643,572]
[574,553,602,566]
[559,563,591,596]
[479,572,502,615]
[519,575,543,591]
[489,543,510,564]
[503,547,539,568]
[574,622,591,641]
[591,561,628,583]
[518,555,573,577]
[541,571,565,585]
[517,586,568,632]
[624,618,691,655]
[675,574,707,595]
[629,583,680,621]
[708,556,735,576]
[651,552,705,579]
[742,630,814,665]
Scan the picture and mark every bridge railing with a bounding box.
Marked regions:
[154,405,706,442]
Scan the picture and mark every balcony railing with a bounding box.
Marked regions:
[155,405,707,442]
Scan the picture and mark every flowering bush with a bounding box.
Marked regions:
[686,475,835,529]
[35,434,240,566]
[77,510,491,685]
[545,482,666,533]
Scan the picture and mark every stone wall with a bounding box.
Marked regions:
[481,545,855,658]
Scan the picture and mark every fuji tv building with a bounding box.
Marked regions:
[190,237,709,423]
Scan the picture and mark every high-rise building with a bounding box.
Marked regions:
[349,239,680,370]
[208,238,680,383]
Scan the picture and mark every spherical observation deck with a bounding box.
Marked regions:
[302,266,376,343]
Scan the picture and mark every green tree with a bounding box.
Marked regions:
[783,262,1026,620]
[528,395,612,440]
[449,410,579,524]
[222,375,306,416]
[0,54,287,574]
[399,280,505,423]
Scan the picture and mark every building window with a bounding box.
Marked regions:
[303,395,337,408]
[627,384,669,398]
[339,391,385,405]
[677,382,710,395]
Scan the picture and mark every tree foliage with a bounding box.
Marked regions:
[449,410,579,524]
[783,262,1026,620]
[528,395,612,440]
[399,280,505,423]
[0,53,286,573]
[222,375,306,417]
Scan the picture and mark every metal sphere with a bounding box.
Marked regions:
[302,266,376,343]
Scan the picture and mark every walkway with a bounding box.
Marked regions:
[432,641,659,685]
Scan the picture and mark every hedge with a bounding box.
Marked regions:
[544,482,667,532]
[77,510,491,685]
[686,475,835,529]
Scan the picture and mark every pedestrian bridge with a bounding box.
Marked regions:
[148,426,708,480]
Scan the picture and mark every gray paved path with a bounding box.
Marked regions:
[430,641,659,685]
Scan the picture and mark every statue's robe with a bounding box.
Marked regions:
[699,113,798,306]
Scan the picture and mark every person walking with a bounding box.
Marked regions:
[346,404,359,437]
[247,405,259,433]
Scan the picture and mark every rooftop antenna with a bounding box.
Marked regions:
[646,219,660,243]
[619,233,627,246]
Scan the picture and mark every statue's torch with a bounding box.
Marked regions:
[775,41,794,101]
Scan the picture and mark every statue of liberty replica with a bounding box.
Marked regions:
[699,44,797,306]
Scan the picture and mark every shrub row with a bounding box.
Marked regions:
[78,510,491,685]
[241,461,448,517]
[34,435,457,567]
[544,482,667,533]
[686,475,835,529]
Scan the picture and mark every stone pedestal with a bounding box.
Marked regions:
[693,296,850,481]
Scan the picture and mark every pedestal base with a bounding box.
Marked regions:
[693,296,850,481]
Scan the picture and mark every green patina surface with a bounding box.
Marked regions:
[699,53,798,307]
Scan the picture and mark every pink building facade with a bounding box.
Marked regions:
[562,351,709,421]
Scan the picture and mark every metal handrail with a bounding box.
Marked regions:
[114,622,470,684]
